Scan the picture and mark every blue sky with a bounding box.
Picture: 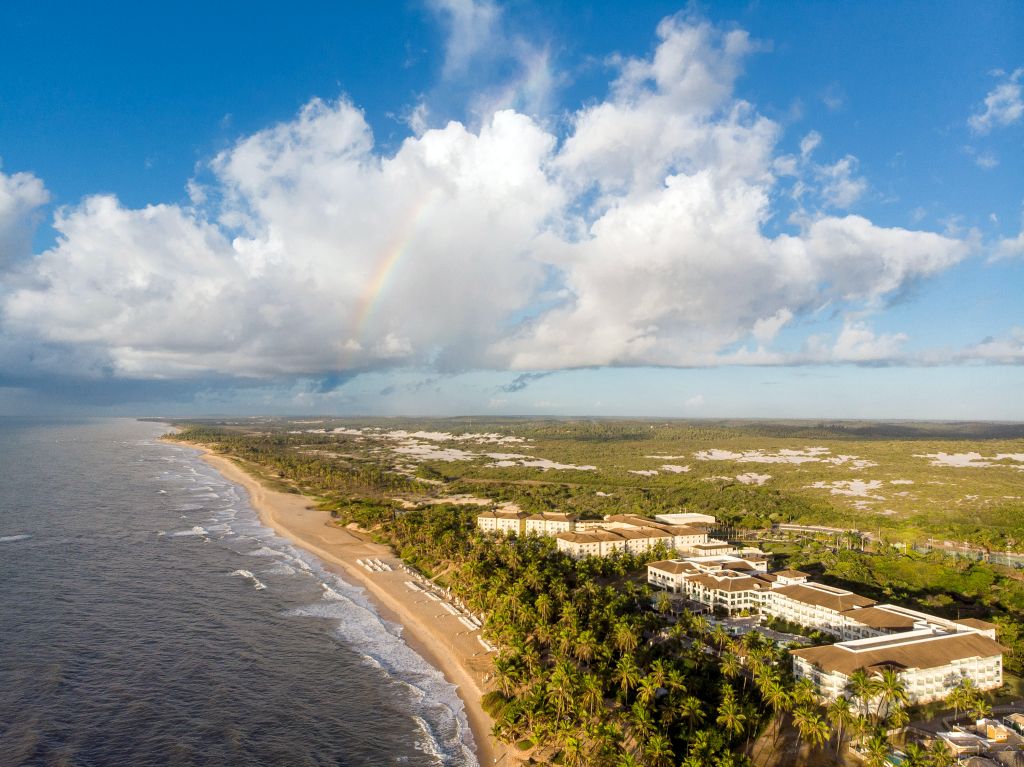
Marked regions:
[0,1,1022,418]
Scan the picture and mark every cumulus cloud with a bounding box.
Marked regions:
[993,230,1024,260]
[959,327,1024,363]
[0,14,978,385]
[0,165,49,267]
[969,68,1024,134]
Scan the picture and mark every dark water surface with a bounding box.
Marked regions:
[0,418,475,767]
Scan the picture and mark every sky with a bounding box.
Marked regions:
[0,0,1022,419]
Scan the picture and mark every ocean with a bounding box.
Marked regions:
[0,417,477,767]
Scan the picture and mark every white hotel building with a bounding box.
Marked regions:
[791,628,1005,705]
[646,557,1005,703]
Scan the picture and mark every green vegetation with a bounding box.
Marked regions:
[164,417,1024,765]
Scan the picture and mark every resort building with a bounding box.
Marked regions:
[646,552,1006,705]
[791,628,1005,704]
[523,512,578,535]
[555,530,627,558]
[476,509,530,535]
[762,582,876,637]
[680,571,773,615]
[654,512,717,527]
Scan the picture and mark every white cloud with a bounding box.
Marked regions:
[969,68,1024,134]
[4,101,561,378]
[0,165,49,267]
[429,0,500,77]
[993,230,1024,260]
[0,15,977,383]
[959,327,1024,363]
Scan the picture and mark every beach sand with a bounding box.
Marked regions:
[179,442,507,766]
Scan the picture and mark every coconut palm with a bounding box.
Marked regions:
[677,694,705,737]
[643,733,674,767]
[715,689,747,741]
[862,731,890,767]
[614,654,642,700]
[826,694,854,755]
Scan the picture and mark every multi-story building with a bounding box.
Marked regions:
[475,509,530,535]
[523,512,578,536]
[680,571,773,615]
[791,628,1005,704]
[555,530,627,558]
[763,582,876,637]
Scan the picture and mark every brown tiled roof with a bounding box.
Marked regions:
[556,530,623,544]
[661,524,705,536]
[526,512,578,521]
[616,526,671,540]
[841,606,918,631]
[648,560,698,575]
[955,618,998,631]
[479,510,529,519]
[773,583,875,612]
[792,632,1005,676]
[690,573,769,593]
[773,569,809,579]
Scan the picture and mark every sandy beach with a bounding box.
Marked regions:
[177,441,506,766]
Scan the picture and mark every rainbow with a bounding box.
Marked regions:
[343,193,436,365]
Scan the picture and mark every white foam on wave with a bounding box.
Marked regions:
[171,526,209,537]
[161,439,478,766]
[412,715,447,764]
[0,534,31,543]
[230,569,267,590]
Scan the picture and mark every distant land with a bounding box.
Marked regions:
[163,416,1024,767]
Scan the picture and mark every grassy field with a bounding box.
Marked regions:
[167,416,1024,551]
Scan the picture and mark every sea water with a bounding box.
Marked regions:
[0,417,477,766]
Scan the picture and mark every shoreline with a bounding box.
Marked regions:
[171,438,505,766]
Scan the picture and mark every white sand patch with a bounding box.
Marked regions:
[890,479,914,485]
[485,458,596,471]
[385,430,528,445]
[694,446,873,467]
[595,491,613,497]
[629,469,659,476]
[702,475,734,482]
[392,442,476,462]
[736,473,771,486]
[892,491,913,498]
[645,454,688,459]
[484,452,531,461]
[916,452,1024,470]
[851,500,877,511]
[660,464,691,473]
[807,479,885,499]
[821,455,878,470]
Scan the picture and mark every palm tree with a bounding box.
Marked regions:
[825,695,853,755]
[613,620,640,655]
[846,668,879,722]
[614,654,642,700]
[643,733,674,767]
[803,712,830,752]
[927,740,954,767]
[615,751,642,767]
[862,731,890,767]
[677,695,705,737]
[761,680,791,745]
[968,693,992,721]
[902,742,929,767]
[716,689,747,742]
[874,667,908,725]
[581,674,605,717]
[575,629,599,666]
[636,675,660,709]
